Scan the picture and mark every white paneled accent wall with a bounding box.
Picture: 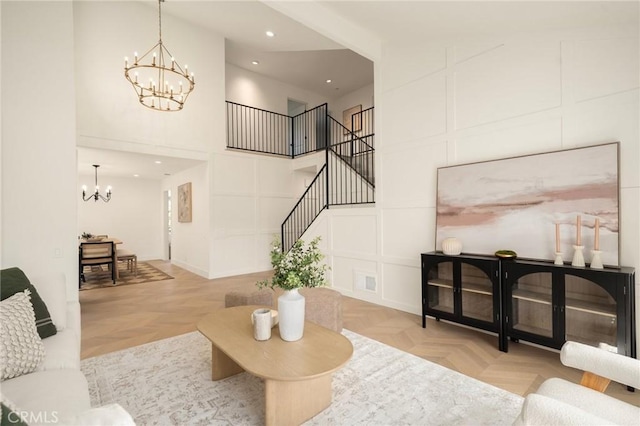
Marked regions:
[454,40,562,130]
[298,23,639,330]
[210,150,300,278]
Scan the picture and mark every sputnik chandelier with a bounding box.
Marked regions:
[124,0,195,111]
[82,165,112,203]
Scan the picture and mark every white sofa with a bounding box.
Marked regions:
[1,272,133,425]
[514,341,640,425]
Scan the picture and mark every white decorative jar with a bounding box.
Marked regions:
[442,237,462,255]
[278,288,306,341]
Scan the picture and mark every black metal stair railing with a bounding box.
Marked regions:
[328,116,375,188]
[281,165,328,253]
[353,106,374,141]
[280,116,375,251]
[226,101,291,156]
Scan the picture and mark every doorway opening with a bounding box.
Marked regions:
[164,190,172,260]
[288,98,307,156]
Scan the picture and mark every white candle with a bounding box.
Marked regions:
[555,223,560,252]
[576,215,582,246]
[594,218,600,250]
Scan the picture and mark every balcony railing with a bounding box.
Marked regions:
[226,101,329,158]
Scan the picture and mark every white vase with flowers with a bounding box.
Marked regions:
[258,236,328,341]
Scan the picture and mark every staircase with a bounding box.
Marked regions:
[226,102,375,251]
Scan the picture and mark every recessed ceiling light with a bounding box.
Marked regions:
[252,60,259,65]
[326,79,332,83]
[133,174,139,177]
[155,160,162,164]
[265,30,275,37]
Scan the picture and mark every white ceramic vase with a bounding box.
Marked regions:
[442,237,462,255]
[278,288,306,341]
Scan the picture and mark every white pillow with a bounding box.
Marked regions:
[0,290,46,380]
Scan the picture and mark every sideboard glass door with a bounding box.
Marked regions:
[426,261,454,315]
[565,275,617,347]
[460,263,493,323]
[511,272,553,338]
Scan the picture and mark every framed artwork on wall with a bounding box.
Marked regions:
[435,142,619,265]
[178,182,192,223]
[343,105,362,134]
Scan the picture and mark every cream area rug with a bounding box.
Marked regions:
[81,330,524,425]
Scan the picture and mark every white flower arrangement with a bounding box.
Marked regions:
[258,236,328,291]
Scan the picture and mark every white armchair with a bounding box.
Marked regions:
[514,341,639,425]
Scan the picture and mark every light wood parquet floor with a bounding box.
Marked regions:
[80,260,639,406]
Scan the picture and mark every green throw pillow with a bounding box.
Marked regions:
[1,399,29,426]
[0,267,57,339]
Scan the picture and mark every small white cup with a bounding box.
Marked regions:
[251,308,278,341]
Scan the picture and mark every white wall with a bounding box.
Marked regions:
[331,83,374,119]
[78,174,163,261]
[226,63,328,115]
[1,2,79,300]
[162,163,210,276]
[209,151,301,277]
[74,1,222,155]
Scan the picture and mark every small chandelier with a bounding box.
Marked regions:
[124,0,195,112]
[82,165,112,203]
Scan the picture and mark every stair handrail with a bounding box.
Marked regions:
[328,116,374,152]
[328,143,375,186]
[226,100,291,118]
[281,164,328,252]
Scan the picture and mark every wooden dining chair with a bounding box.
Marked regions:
[79,241,116,286]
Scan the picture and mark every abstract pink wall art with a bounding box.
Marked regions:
[436,143,619,265]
